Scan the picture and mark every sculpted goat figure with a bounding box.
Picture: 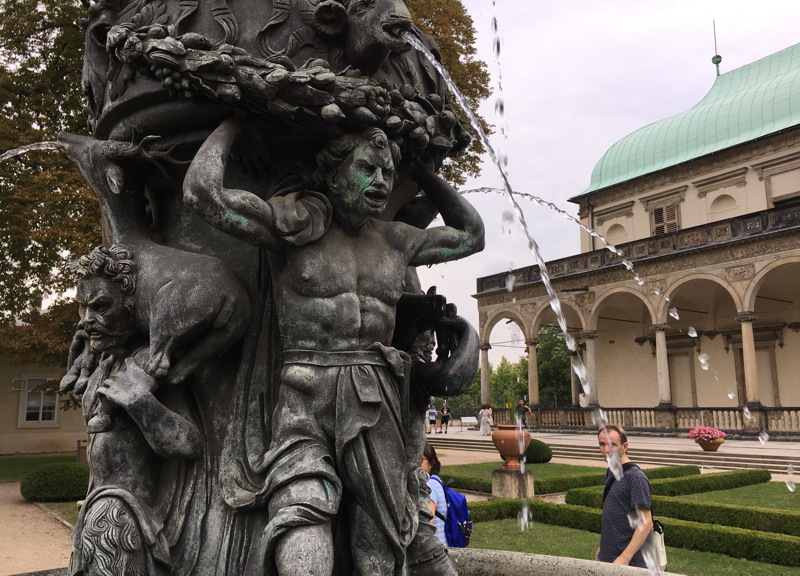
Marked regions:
[58,132,251,430]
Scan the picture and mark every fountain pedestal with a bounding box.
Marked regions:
[492,469,534,499]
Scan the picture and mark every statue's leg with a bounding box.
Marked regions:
[268,481,335,576]
[349,502,396,576]
[77,495,168,576]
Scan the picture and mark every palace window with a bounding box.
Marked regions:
[650,203,680,235]
[14,378,59,426]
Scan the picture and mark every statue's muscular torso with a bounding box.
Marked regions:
[273,218,419,351]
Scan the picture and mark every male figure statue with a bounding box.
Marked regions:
[184,119,484,575]
[62,246,203,576]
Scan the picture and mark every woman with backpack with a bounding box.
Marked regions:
[422,443,448,546]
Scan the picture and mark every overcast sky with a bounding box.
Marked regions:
[416,0,800,365]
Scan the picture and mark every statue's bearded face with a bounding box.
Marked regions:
[330,137,396,218]
[342,0,412,73]
[76,276,135,355]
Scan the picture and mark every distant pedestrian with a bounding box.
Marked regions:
[427,405,437,434]
[515,399,532,428]
[596,425,653,568]
[440,401,451,434]
[478,405,493,436]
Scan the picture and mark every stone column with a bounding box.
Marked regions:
[480,344,491,407]
[737,312,760,406]
[580,331,598,406]
[526,339,539,406]
[652,324,672,406]
[570,366,581,406]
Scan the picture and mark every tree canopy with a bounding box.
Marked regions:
[0,0,490,365]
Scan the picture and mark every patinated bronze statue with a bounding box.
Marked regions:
[59,1,484,575]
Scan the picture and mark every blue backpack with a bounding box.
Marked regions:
[433,476,472,547]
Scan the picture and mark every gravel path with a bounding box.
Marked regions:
[0,482,72,576]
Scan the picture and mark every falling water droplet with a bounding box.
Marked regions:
[698,353,710,370]
[787,479,796,493]
[494,98,505,115]
[502,210,514,223]
[592,408,608,427]
[493,37,501,57]
[491,17,498,33]
[727,391,736,399]
[635,276,645,286]
[758,430,770,445]
[653,288,661,296]
[607,451,623,481]
[664,295,671,302]
[743,406,753,421]
[669,307,680,320]
[512,297,517,303]
[506,274,516,292]
[627,510,643,529]
[517,501,531,531]
[688,326,698,337]
[787,464,796,492]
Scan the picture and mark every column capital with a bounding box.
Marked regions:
[736,311,758,323]
[525,339,539,348]
[581,330,598,340]
[480,344,492,351]
[651,324,670,332]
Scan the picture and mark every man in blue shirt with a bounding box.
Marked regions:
[596,425,653,568]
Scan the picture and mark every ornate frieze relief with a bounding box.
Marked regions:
[725,264,755,282]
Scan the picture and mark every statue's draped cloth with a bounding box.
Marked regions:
[244,344,416,575]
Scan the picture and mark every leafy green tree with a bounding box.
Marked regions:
[0,0,490,365]
[409,0,491,186]
[536,323,573,407]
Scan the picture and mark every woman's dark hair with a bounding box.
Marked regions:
[481,404,490,410]
[423,443,441,476]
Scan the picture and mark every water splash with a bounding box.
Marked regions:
[0,141,61,162]
[698,353,710,371]
[405,30,593,396]
[758,430,770,445]
[688,326,698,338]
[787,464,796,492]
[517,500,532,531]
[727,391,736,399]
[668,307,680,320]
[743,406,753,421]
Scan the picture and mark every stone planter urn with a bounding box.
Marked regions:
[491,425,531,470]
[695,438,725,451]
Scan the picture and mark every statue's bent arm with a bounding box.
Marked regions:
[407,164,485,267]
[183,119,285,252]
[102,357,202,460]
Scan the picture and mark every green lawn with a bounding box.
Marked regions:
[682,481,800,511]
[0,455,74,481]
[442,461,605,481]
[44,501,80,526]
[473,519,800,576]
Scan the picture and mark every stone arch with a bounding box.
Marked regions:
[531,298,586,343]
[480,307,528,344]
[589,287,656,329]
[742,256,800,311]
[659,273,741,322]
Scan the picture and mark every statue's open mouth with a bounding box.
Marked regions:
[382,18,413,50]
[365,187,389,204]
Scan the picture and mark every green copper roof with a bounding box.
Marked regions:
[576,42,800,198]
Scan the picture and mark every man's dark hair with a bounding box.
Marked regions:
[313,127,401,191]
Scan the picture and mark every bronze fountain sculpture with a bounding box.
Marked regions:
[58,1,484,575]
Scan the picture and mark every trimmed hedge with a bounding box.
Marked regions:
[469,497,800,566]
[445,465,702,496]
[20,462,90,502]
[536,464,701,495]
[648,496,800,538]
[566,469,771,506]
[524,439,552,463]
